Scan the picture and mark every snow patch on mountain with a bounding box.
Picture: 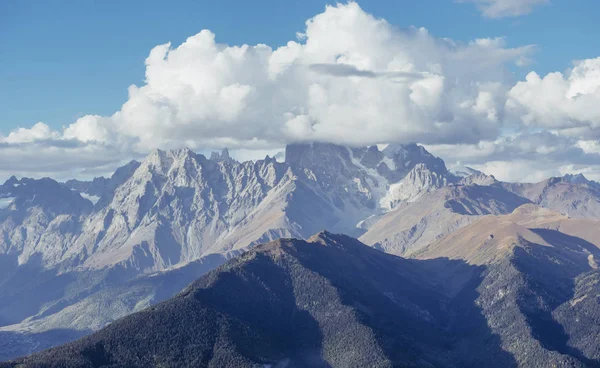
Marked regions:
[80,193,101,205]
[0,197,14,209]
[381,156,396,171]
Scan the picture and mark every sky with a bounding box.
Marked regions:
[1,0,600,182]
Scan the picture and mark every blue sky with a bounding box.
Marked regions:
[1,0,598,132]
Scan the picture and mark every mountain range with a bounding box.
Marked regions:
[3,224,599,367]
[1,142,600,365]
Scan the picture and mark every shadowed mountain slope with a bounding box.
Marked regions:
[1,232,510,368]
[4,228,600,367]
[415,205,600,366]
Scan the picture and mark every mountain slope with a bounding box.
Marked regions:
[504,174,600,220]
[0,253,227,361]
[0,143,446,359]
[415,204,600,263]
[379,163,449,209]
[0,232,502,367]
[414,205,600,366]
[5,229,600,367]
[0,177,93,266]
[360,183,530,256]
[65,160,141,207]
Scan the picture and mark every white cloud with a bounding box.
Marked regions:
[426,132,600,182]
[507,57,600,136]
[139,4,531,148]
[459,0,549,18]
[2,1,599,184]
[1,122,59,144]
[469,160,600,183]
[0,121,137,181]
[0,2,535,179]
[63,115,115,143]
[89,3,529,150]
[577,140,600,154]
[425,54,600,182]
[0,139,135,181]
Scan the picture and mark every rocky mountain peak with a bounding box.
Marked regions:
[382,143,437,162]
[285,142,446,178]
[455,167,497,186]
[382,142,414,158]
[0,176,93,218]
[143,148,174,173]
[380,143,448,183]
[285,142,352,168]
[2,176,19,188]
[306,230,363,251]
[307,229,338,245]
[355,145,384,169]
[171,147,196,159]
[135,148,206,182]
[110,160,141,184]
[543,173,599,192]
[562,173,591,185]
[380,162,449,209]
[209,148,231,162]
[282,142,454,219]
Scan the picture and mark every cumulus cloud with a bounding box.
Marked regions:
[0,2,536,179]
[507,57,600,137]
[1,1,598,183]
[85,3,530,150]
[458,0,549,18]
[1,122,60,144]
[63,115,117,143]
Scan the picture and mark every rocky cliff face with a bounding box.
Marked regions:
[65,160,141,206]
[0,177,93,266]
[2,143,448,273]
[380,163,449,209]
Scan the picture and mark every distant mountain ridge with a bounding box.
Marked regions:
[64,160,141,206]
[504,174,600,219]
[1,142,600,361]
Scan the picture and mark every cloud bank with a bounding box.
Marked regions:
[1,2,599,183]
[427,56,600,182]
